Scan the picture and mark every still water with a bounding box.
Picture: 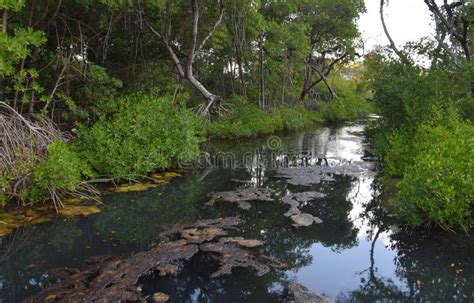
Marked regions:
[0,121,472,302]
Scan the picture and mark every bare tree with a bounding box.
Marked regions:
[424,0,471,62]
[143,0,226,121]
[300,50,347,101]
[379,0,404,59]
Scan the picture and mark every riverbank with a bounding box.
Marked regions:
[1,120,472,302]
[0,99,373,237]
[0,82,373,216]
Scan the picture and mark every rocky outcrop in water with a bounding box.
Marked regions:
[275,164,363,186]
[281,192,325,227]
[282,283,332,303]
[25,217,271,303]
[206,187,275,210]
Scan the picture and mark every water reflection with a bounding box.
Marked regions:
[0,121,473,302]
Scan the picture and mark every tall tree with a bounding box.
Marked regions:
[141,0,226,121]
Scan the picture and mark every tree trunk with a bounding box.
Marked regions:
[187,72,219,103]
[2,10,7,34]
[315,68,337,100]
[144,0,225,119]
[380,0,403,58]
[258,34,265,109]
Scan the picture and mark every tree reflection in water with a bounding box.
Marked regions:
[0,124,473,302]
[343,178,474,302]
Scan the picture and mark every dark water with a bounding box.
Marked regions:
[1,121,473,302]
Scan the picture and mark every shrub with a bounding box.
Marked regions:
[27,141,90,202]
[75,93,202,178]
[315,76,374,122]
[208,97,284,138]
[279,106,320,130]
[319,95,373,122]
[378,128,415,177]
[369,62,469,129]
[392,120,474,230]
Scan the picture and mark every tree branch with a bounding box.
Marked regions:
[144,18,186,78]
[194,0,226,57]
[380,0,404,59]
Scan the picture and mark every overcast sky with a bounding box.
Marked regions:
[358,0,434,52]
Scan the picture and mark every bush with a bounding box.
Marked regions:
[75,93,202,178]
[208,97,284,138]
[393,120,474,230]
[279,106,321,130]
[316,76,374,122]
[27,141,90,202]
[319,95,373,122]
[369,62,469,129]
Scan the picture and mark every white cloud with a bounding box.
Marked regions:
[358,0,434,52]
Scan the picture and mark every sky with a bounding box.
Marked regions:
[358,0,434,53]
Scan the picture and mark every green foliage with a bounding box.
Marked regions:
[0,28,45,77]
[75,93,202,178]
[393,120,474,230]
[366,40,474,230]
[27,141,89,202]
[317,77,373,122]
[279,106,317,130]
[367,58,470,128]
[208,97,284,139]
[0,0,26,11]
[76,63,123,118]
[319,95,373,122]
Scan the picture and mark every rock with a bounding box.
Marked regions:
[181,227,228,243]
[26,240,199,302]
[160,217,241,240]
[219,237,264,248]
[292,192,326,202]
[313,217,323,224]
[281,191,325,220]
[199,242,270,277]
[150,292,169,302]
[275,165,363,186]
[284,206,301,217]
[26,217,273,302]
[155,264,178,276]
[290,213,314,227]
[206,187,275,210]
[290,213,323,228]
[283,283,332,303]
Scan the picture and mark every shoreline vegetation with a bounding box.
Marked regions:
[0,76,374,236]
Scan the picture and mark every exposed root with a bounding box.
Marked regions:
[194,99,234,124]
[0,101,98,209]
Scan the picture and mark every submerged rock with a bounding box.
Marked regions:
[206,187,275,210]
[149,292,169,302]
[219,236,264,248]
[160,217,241,240]
[181,227,228,244]
[275,164,363,186]
[26,217,272,302]
[200,242,270,277]
[283,283,332,303]
[25,240,198,302]
[281,192,325,226]
[292,192,327,202]
[290,213,323,228]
